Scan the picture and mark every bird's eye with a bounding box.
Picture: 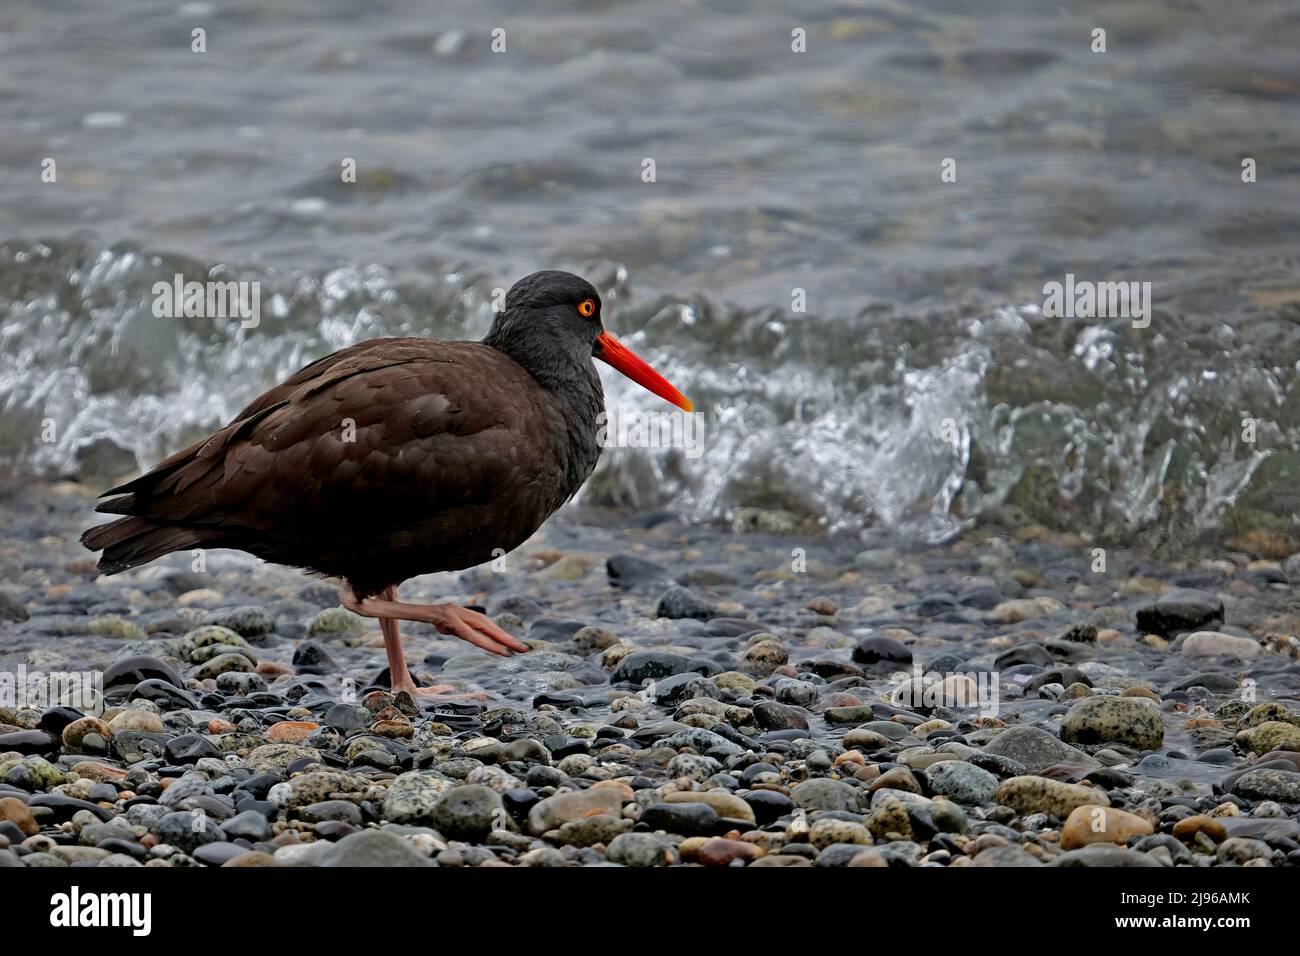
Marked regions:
[577,298,596,318]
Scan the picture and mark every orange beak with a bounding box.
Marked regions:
[594,331,694,412]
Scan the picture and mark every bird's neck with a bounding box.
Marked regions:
[484,331,605,491]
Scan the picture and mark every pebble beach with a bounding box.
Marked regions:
[1,478,1298,868]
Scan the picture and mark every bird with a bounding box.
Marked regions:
[81,270,693,700]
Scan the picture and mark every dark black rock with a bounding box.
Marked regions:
[0,729,60,757]
[655,585,719,621]
[102,657,185,692]
[192,842,247,866]
[803,659,868,681]
[740,762,780,784]
[752,700,809,731]
[653,672,720,705]
[234,798,278,818]
[1024,667,1093,693]
[706,618,764,637]
[127,679,197,709]
[487,593,545,620]
[910,593,959,617]
[1081,766,1135,789]
[525,765,566,789]
[37,707,84,736]
[1052,846,1162,867]
[1135,588,1223,637]
[87,784,119,802]
[533,692,584,709]
[545,736,591,760]
[527,619,589,643]
[815,843,872,867]
[97,838,148,859]
[0,821,29,844]
[851,635,912,670]
[222,810,272,841]
[742,789,795,825]
[606,553,672,590]
[957,586,1004,610]
[1168,672,1239,694]
[502,787,540,819]
[639,802,719,835]
[1196,748,1240,765]
[291,640,338,674]
[610,650,700,684]
[995,643,1053,668]
[708,721,759,750]
[28,793,113,822]
[926,653,971,673]
[685,656,724,677]
[165,733,223,763]
[324,703,367,732]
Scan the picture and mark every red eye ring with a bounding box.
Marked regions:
[577,298,596,318]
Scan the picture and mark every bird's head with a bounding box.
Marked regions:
[485,270,692,411]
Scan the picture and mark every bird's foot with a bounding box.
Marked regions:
[420,604,530,657]
[342,587,529,658]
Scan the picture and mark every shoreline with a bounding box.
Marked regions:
[0,479,1298,867]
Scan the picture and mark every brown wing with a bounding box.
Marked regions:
[84,338,569,584]
[97,336,412,500]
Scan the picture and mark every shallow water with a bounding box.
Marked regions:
[2,0,1300,553]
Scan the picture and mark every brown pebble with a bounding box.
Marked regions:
[1059,805,1153,850]
[696,837,764,867]
[0,797,38,836]
[222,850,279,867]
[868,766,921,795]
[847,849,889,867]
[805,596,838,616]
[266,720,320,743]
[1122,687,1160,701]
[1172,815,1227,844]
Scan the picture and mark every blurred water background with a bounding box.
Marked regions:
[2,0,1299,554]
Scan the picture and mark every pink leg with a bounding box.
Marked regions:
[376,605,456,697]
[341,583,525,700]
[342,584,529,657]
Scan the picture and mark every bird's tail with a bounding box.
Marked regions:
[80,517,203,576]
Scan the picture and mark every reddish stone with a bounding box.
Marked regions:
[267,720,320,743]
[696,837,764,867]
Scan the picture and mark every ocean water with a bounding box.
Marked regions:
[2,0,1299,553]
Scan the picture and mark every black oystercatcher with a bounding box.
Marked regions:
[81,271,692,699]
